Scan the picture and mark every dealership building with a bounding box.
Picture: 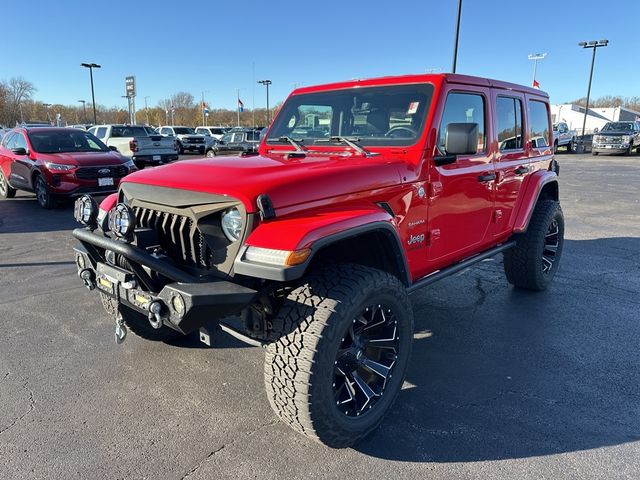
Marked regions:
[551,104,640,135]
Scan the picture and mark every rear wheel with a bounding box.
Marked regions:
[553,141,558,154]
[503,200,564,291]
[205,149,215,158]
[592,151,599,156]
[264,264,413,448]
[100,293,181,341]
[34,175,56,209]
[567,138,576,152]
[0,169,17,199]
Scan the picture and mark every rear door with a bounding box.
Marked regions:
[490,92,528,238]
[427,87,496,265]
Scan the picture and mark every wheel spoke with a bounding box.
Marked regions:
[351,371,377,411]
[361,357,393,380]
[363,306,387,331]
[542,256,554,272]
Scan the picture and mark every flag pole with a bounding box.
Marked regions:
[237,89,240,127]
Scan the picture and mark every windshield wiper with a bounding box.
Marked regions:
[278,136,306,152]
[315,136,377,156]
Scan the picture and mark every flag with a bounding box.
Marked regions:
[533,79,540,89]
[238,98,244,112]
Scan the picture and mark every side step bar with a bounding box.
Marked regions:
[407,241,516,294]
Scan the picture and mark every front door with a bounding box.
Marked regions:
[426,88,495,268]
[8,132,33,189]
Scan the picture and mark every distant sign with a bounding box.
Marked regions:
[125,76,136,97]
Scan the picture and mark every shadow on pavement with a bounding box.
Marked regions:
[356,237,640,462]
[0,194,83,234]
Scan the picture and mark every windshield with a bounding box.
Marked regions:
[267,84,434,147]
[28,130,109,154]
[174,127,195,135]
[602,122,633,132]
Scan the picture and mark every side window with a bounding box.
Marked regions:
[529,100,550,148]
[496,96,523,151]
[95,127,107,139]
[438,92,486,153]
[13,133,28,150]
[232,133,245,143]
[3,132,15,148]
[221,133,233,143]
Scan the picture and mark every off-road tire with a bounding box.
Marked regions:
[99,293,181,341]
[34,174,56,209]
[0,169,16,199]
[264,264,414,448]
[503,200,564,291]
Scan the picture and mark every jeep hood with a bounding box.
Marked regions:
[121,154,403,211]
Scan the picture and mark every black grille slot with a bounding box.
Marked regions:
[134,207,214,270]
[76,165,128,179]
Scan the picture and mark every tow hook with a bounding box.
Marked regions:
[114,313,127,345]
[147,301,166,329]
[79,269,95,290]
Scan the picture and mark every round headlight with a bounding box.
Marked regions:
[108,203,136,239]
[221,207,242,242]
[74,195,98,228]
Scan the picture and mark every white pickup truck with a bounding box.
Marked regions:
[552,122,577,153]
[88,124,178,168]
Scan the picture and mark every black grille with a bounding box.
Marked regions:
[184,138,204,144]
[76,165,128,179]
[134,207,214,270]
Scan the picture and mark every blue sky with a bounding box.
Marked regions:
[2,0,638,110]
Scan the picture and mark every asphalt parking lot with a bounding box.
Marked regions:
[1,152,639,479]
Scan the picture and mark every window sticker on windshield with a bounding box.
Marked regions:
[407,102,420,115]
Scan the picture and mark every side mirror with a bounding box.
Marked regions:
[108,146,119,152]
[593,128,599,133]
[11,147,28,156]
[434,123,478,166]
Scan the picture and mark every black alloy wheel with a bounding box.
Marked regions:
[334,304,399,417]
[35,175,55,209]
[542,218,560,275]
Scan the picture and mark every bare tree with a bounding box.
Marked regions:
[4,77,36,125]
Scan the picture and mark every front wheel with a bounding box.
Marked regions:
[264,264,414,448]
[0,168,17,199]
[205,149,215,158]
[34,175,56,209]
[503,200,564,291]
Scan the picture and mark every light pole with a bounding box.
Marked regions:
[578,40,608,148]
[80,62,101,124]
[452,0,462,73]
[43,103,52,124]
[527,53,547,87]
[257,79,272,125]
[144,96,150,125]
[77,100,86,123]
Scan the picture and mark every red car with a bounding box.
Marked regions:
[72,73,562,447]
[0,127,135,208]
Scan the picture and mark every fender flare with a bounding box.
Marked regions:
[234,218,410,285]
[512,170,559,233]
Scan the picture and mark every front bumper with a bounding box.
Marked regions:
[179,142,206,152]
[73,228,257,335]
[592,144,629,154]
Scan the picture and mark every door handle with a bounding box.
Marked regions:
[514,165,530,175]
[477,173,496,183]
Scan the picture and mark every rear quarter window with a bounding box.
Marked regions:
[528,100,550,148]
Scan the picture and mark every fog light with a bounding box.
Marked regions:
[108,203,136,240]
[171,294,185,316]
[74,195,98,229]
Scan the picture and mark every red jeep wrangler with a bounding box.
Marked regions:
[72,74,563,447]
